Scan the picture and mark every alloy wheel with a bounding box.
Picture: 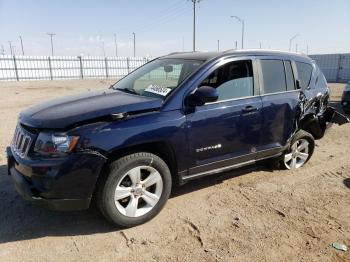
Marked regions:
[284,139,310,169]
[114,166,163,217]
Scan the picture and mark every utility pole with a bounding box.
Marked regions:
[47,33,56,56]
[190,0,201,52]
[306,44,309,55]
[289,34,298,52]
[1,44,5,55]
[114,33,118,57]
[259,42,262,49]
[295,44,298,53]
[217,40,220,52]
[132,32,136,57]
[8,41,13,56]
[230,16,245,49]
[234,41,238,49]
[19,36,24,55]
[101,40,106,57]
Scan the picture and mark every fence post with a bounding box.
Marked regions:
[126,57,130,73]
[104,57,109,78]
[48,56,53,80]
[13,56,19,81]
[78,56,83,79]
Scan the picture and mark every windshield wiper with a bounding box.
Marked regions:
[117,87,139,95]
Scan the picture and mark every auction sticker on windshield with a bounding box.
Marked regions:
[145,85,171,96]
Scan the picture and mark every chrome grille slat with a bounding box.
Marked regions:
[11,125,33,158]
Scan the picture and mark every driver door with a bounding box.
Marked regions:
[185,58,263,176]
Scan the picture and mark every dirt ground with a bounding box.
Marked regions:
[0,80,349,262]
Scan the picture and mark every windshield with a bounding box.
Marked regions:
[112,58,204,99]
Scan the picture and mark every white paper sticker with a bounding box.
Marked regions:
[144,85,171,96]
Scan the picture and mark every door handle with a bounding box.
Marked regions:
[242,105,258,114]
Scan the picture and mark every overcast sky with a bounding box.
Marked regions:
[0,0,349,57]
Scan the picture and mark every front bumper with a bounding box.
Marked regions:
[6,147,106,211]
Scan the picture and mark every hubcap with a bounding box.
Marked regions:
[114,166,163,217]
[284,138,310,170]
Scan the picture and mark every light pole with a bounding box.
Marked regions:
[217,40,220,52]
[47,33,56,56]
[289,34,299,52]
[231,15,245,49]
[132,32,136,57]
[114,33,118,57]
[19,36,24,55]
[8,41,13,56]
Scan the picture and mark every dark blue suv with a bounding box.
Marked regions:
[6,50,348,227]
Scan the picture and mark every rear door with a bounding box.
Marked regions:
[185,58,263,176]
[257,58,300,158]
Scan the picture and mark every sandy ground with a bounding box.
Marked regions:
[0,80,349,262]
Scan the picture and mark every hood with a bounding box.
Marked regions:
[19,89,162,129]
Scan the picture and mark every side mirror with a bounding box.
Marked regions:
[187,86,219,106]
[296,79,301,89]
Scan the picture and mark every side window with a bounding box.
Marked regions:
[200,60,254,101]
[284,61,295,91]
[295,62,313,89]
[260,60,286,94]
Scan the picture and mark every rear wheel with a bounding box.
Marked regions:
[97,152,172,227]
[282,130,315,170]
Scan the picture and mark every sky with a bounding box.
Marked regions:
[0,0,349,57]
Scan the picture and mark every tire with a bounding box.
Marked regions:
[97,152,172,227]
[282,130,315,170]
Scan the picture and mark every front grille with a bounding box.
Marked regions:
[11,125,33,158]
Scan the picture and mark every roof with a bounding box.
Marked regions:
[162,49,312,63]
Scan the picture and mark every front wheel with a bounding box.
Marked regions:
[97,152,172,227]
[282,130,315,170]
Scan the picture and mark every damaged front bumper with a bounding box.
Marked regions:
[6,147,106,211]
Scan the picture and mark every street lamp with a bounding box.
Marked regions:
[289,34,299,52]
[230,15,245,49]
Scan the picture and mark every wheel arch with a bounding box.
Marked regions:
[105,141,179,185]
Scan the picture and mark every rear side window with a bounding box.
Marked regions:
[260,60,286,94]
[295,62,313,88]
[284,61,295,91]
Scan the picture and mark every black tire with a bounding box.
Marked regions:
[281,130,315,170]
[97,152,172,227]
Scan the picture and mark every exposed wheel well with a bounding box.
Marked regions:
[299,114,325,140]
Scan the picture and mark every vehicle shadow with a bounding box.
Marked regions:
[344,178,350,189]
[0,162,271,244]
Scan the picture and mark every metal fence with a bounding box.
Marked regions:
[310,53,350,83]
[0,55,151,81]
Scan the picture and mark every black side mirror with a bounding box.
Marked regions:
[186,86,219,106]
[296,79,301,89]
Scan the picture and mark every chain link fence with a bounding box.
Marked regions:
[0,55,152,81]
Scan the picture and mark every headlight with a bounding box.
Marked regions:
[342,101,348,106]
[34,132,79,156]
